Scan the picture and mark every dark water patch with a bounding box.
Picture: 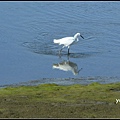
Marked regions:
[22,41,58,56]
[66,52,100,58]
[22,41,102,59]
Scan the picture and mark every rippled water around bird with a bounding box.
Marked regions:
[0,2,120,86]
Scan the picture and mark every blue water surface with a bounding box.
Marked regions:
[0,1,120,86]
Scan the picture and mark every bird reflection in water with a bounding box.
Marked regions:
[53,56,82,75]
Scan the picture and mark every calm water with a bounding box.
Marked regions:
[0,1,120,87]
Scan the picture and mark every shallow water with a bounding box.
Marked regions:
[0,1,120,86]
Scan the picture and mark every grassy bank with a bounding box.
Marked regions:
[0,82,120,118]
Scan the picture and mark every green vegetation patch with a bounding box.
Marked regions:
[0,82,120,118]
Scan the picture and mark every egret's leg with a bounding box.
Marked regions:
[68,46,70,55]
[59,46,65,54]
[67,53,70,60]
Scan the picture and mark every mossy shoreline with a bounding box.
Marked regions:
[0,82,120,118]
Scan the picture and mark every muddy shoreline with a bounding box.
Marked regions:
[1,76,120,88]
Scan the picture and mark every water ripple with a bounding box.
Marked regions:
[22,40,101,59]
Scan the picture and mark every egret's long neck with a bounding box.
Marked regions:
[73,34,79,40]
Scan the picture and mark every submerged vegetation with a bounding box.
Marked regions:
[0,82,120,118]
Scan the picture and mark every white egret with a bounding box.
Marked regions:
[53,33,84,54]
[53,60,82,75]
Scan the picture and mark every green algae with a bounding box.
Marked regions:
[0,82,120,118]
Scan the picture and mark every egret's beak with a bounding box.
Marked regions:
[78,68,83,74]
[80,35,84,39]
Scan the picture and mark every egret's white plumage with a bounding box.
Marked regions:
[53,33,84,54]
[53,60,82,75]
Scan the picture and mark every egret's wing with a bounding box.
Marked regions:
[53,63,72,71]
[58,37,74,46]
